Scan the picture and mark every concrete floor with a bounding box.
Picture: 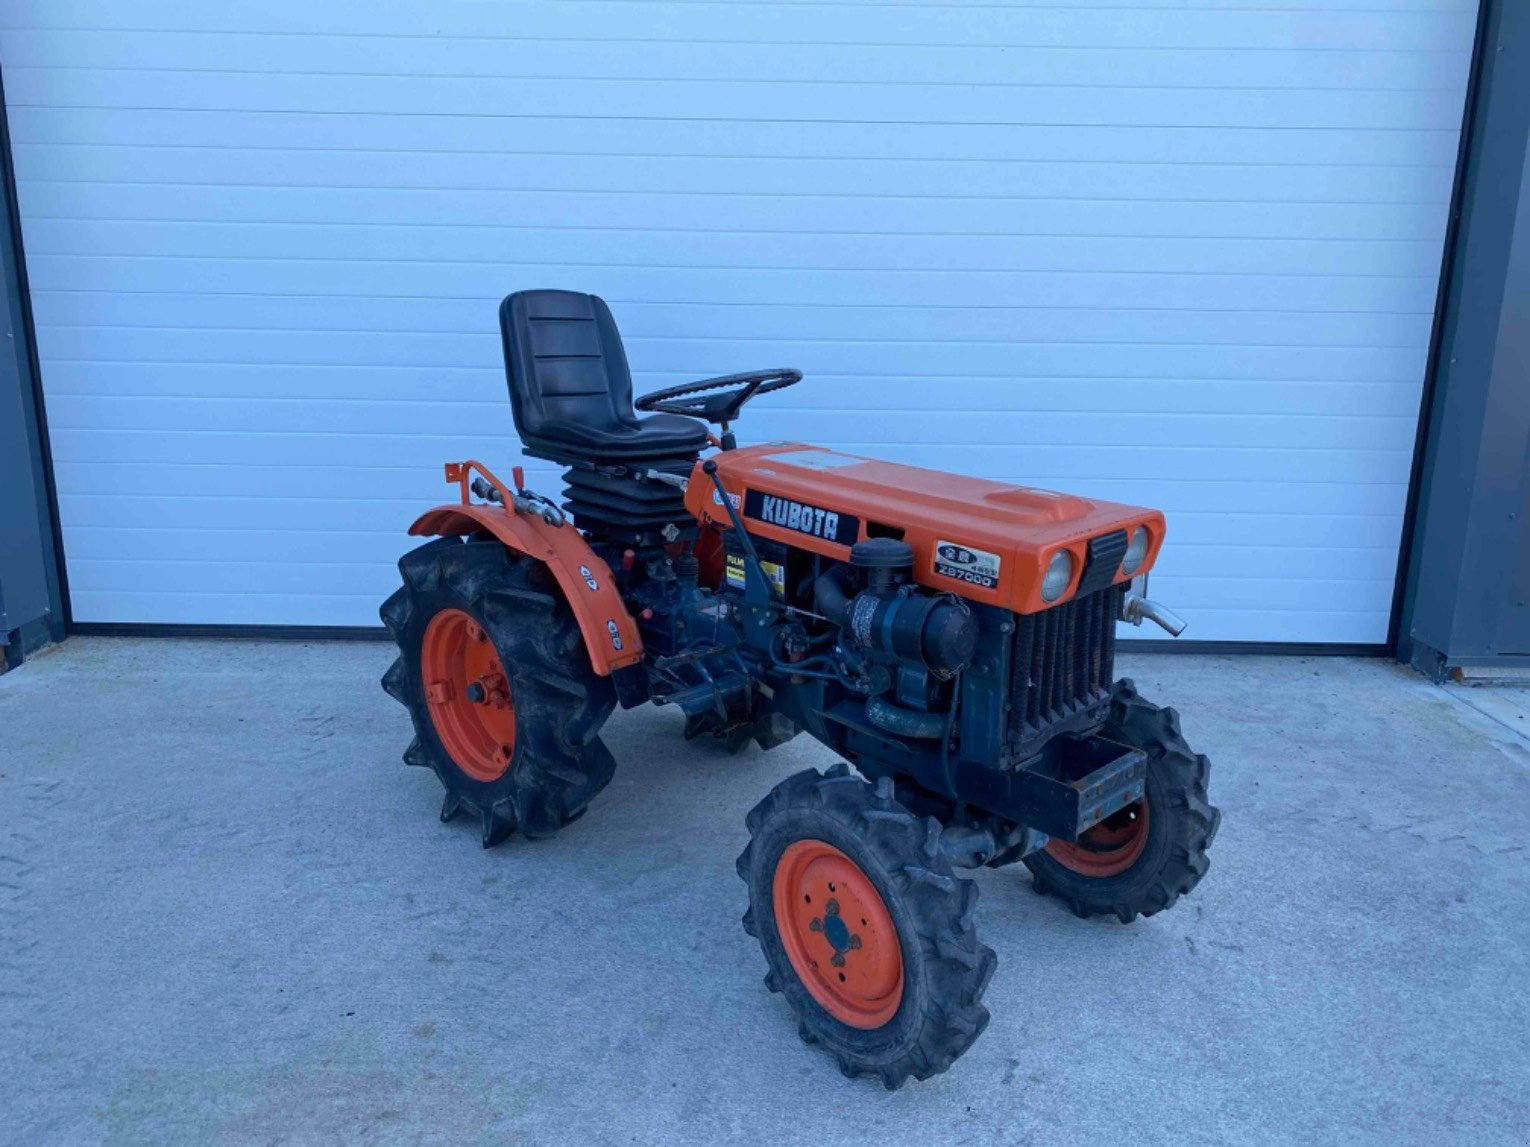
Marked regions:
[2,639,1528,1145]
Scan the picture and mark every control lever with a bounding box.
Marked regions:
[702,459,776,602]
[643,468,689,491]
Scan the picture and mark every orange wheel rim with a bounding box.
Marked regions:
[419,608,516,783]
[1045,801,1149,877]
[773,839,903,1029]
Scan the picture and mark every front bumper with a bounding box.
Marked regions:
[1010,734,1147,842]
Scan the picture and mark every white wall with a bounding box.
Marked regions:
[0,1,1479,639]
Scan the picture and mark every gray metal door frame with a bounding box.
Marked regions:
[0,64,66,669]
[1397,0,1530,674]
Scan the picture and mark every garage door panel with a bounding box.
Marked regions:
[37,365,1428,432]
[8,108,1469,171]
[67,557,407,600]
[12,144,1460,210]
[59,588,1396,642]
[18,180,1455,241]
[46,427,517,471]
[1151,546,1400,586]
[1162,577,1396,615]
[42,394,1414,454]
[1156,517,1405,553]
[23,256,1444,313]
[49,467,1412,531]
[0,2,1477,51]
[22,219,1452,281]
[878,443,1414,486]
[0,28,1474,93]
[47,462,1412,522]
[64,563,1396,617]
[1037,479,1409,519]
[59,493,445,535]
[46,427,1414,487]
[49,467,1415,531]
[6,67,1471,132]
[59,521,1403,589]
[61,524,413,566]
[65,589,380,627]
[56,490,1410,553]
[31,295,1435,352]
[32,325,1429,383]
[1152,610,1393,645]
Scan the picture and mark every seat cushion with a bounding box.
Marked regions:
[536,413,710,457]
[500,290,707,464]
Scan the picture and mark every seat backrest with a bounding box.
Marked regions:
[499,290,636,445]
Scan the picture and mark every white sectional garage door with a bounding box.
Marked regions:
[0,1,1479,641]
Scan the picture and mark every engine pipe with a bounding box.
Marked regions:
[865,695,946,739]
[1122,591,1187,637]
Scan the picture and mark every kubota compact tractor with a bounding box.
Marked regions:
[381,290,1220,1088]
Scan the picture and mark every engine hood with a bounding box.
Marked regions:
[685,443,1165,615]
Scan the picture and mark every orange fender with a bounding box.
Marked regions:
[407,462,643,676]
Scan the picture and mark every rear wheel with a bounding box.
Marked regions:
[1023,679,1220,922]
[380,536,617,847]
[736,766,996,1089]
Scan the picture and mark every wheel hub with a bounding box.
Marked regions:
[419,608,517,783]
[809,898,864,968]
[773,839,903,1029]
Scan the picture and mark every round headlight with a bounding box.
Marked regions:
[1040,549,1074,602]
[1120,526,1150,576]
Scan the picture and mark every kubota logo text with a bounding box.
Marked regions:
[743,489,859,545]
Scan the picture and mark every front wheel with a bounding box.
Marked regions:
[736,766,996,1089]
[1023,679,1221,923]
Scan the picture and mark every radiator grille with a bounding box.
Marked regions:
[1009,584,1123,751]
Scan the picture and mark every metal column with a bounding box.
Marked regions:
[1398,0,1530,676]
[0,65,66,670]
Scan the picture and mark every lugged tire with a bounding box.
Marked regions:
[736,765,997,1089]
[1022,678,1221,923]
[380,535,617,847]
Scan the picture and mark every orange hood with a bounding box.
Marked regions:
[685,443,1164,615]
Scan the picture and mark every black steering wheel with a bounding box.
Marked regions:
[635,368,802,426]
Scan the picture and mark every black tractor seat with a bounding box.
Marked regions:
[500,290,710,466]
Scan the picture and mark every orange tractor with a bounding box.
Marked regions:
[382,290,1220,1087]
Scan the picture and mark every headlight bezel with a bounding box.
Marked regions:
[1040,549,1074,603]
[1120,525,1150,577]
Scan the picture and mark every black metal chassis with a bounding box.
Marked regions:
[811,696,1146,844]
[611,472,1146,845]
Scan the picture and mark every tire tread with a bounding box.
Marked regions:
[380,536,617,847]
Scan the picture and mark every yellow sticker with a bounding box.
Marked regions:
[725,552,785,594]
